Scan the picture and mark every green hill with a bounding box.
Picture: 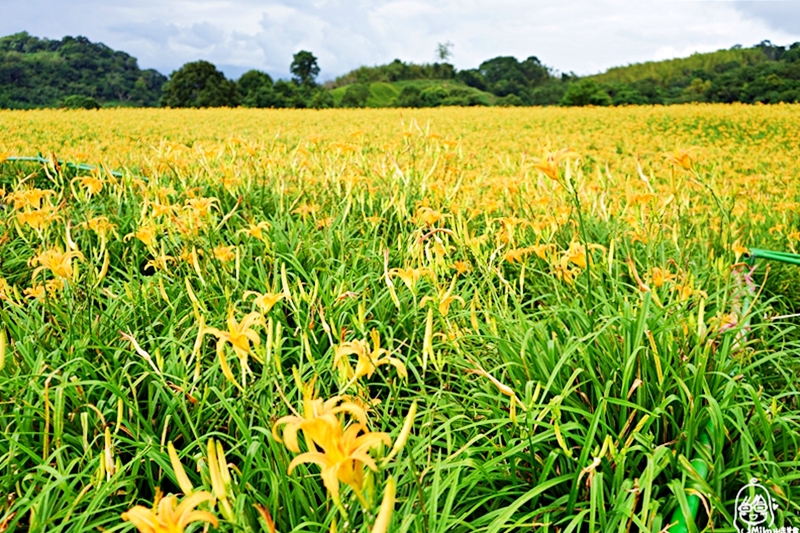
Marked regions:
[331,79,498,107]
[0,32,166,109]
[575,41,800,106]
[329,55,557,107]
[588,46,770,86]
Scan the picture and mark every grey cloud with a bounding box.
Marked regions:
[179,21,226,49]
[217,64,250,80]
[109,21,180,43]
[732,1,800,36]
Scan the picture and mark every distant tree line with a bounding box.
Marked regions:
[0,32,165,109]
[1,32,798,109]
[161,51,334,109]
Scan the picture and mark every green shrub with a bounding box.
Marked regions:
[396,85,423,107]
[560,79,612,106]
[61,95,101,109]
[239,70,275,108]
[609,84,649,105]
[309,89,335,109]
[341,84,370,108]
[497,94,524,106]
[420,86,448,107]
[160,60,238,108]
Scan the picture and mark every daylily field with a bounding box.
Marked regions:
[0,105,799,533]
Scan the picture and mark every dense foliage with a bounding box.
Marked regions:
[0,32,165,108]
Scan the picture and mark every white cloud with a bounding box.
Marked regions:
[1,0,799,80]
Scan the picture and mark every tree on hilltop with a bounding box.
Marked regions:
[160,60,238,108]
[238,69,277,108]
[436,41,454,62]
[290,51,320,86]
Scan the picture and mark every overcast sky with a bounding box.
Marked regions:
[3,0,800,81]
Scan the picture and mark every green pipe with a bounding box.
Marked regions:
[668,421,714,532]
[746,247,800,266]
[669,248,794,531]
[2,155,125,178]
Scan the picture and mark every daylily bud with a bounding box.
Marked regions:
[385,401,417,463]
[0,328,7,372]
[168,442,194,495]
[371,476,396,533]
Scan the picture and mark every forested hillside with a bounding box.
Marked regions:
[583,40,800,105]
[0,32,166,109]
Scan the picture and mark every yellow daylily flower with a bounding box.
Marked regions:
[145,253,175,272]
[72,175,104,195]
[150,202,179,218]
[183,197,219,217]
[244,290,284,314]
[204,309,265,388]
[6,188,54,210]
[334,329,407,386]
[732,240,749,262]
[81,216,117,242]
[503,247,530,264]
[415,206,445,226]
[212,245,236,263]
[16,205,60,231]
[121,491,218,533]
[563,241,587,269]
[530,243,554,260]
[419,282,464,317]
[288,421,390,506]
[272,376,367,453]
[29,248,84,281]
[452,260,471,274]
[24,284,48,301]
[293,202,320,220]
[533,148,577,181]
[664,147,698,170]
[650,266,676,288]
[388,267,432,292]
[239,220,271,242]
[125,223,159,248]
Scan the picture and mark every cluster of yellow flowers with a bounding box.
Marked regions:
[273,373,414,520]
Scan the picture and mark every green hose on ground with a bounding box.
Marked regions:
[747,247,800,266]
[668,247,800,532]
[668,421,714,533]
[2,155,125,177]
